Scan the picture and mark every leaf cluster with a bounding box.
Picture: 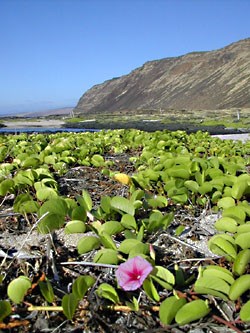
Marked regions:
[0,129,249,327]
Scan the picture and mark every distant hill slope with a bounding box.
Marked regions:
[74,38,250,114]
[12,107,74,118]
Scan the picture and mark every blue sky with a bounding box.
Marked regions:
[0,0,249,115]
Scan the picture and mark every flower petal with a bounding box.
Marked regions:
[116,256,153,291]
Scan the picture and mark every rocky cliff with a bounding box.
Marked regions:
[74,38,250,114]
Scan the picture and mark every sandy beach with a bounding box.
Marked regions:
[2,119,65,128]
[212,133,250,142]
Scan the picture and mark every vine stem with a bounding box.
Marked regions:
[27,304,160,312]
[212,314,243,333]
[60,261,118,269]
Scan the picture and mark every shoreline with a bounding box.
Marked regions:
[0,119,249,141]
[1,119,65,128]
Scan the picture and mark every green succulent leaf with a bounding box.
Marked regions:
[0,300,12,322]
[222,206,246,225]
[217,197,235,209]
[91,154,105,167]
[62,293,78,320]
[240,300,250,322]
[96,283,120,304]
[38,213,65,234]
[142,277,160,302]
[121,214,137,230]
[159,296,187,325]
[208,234,237,261]
[151,266,175,290]
[235,232,250,249]
[0,179,14,196]
[77,236,101,254]
[71,206,87,222]
[194,276,230,300]
[39,197,68,217]
[72,275,95,300]
[7,276,32,304]
[78,190,93,211]
[36,187,58,201]
[128,242,149,258]
[99,231,117,250]
[118,239,143,254]
[175,300,211,325]
[94,249,119,264]
[100,221,124,235]
[231,179,249,200]
[110,196,135,216]
[39,280,55,303]
[64,220,86,234]
[229,274,250,301]
[214,217,238,233]
[233,249,250,276]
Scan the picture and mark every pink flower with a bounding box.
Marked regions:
[116,256,153,291]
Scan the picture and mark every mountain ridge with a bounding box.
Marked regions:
[74,38,250,114]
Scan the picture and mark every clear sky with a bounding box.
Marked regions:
[0,0,249,115]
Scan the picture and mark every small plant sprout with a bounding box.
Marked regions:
[116,256,153,291]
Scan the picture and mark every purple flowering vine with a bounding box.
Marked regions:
[116,256,153,291]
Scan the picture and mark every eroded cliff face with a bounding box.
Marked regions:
[74,38,250,114]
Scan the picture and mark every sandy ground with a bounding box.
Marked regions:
[212,133,250,142]
[2,119,65,128]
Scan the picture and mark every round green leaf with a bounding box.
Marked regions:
[222,206,246,225]
[94,249,119,264]
[7,276,32,304]
[167,168,190,179]
[217,197,235,209]
[208,234,237,261]
[128,243,149,257]
[240,300,250,322]
[151,266,175,290]
[64,220,86,234]
[121,214,137,230]
[175,300,210,325]
[77,236,101,254]
[99,231,117,250]
[39,197,68,217]
[214,217,238,233]
[235,232,250,249]
[184,180,199,193]
[0,179,14,196]
[82,190,93,210]
[91,154,105,167]
[38,213,65,234]
[119,239,142,254]
[159,296,186,325]
[110,196,135,216]
[72,275,95,300]
[100,221,124,235]
[71,206,87,222]
[36,187,58,201]
[96,283,120,304]
[232,180,249,200]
